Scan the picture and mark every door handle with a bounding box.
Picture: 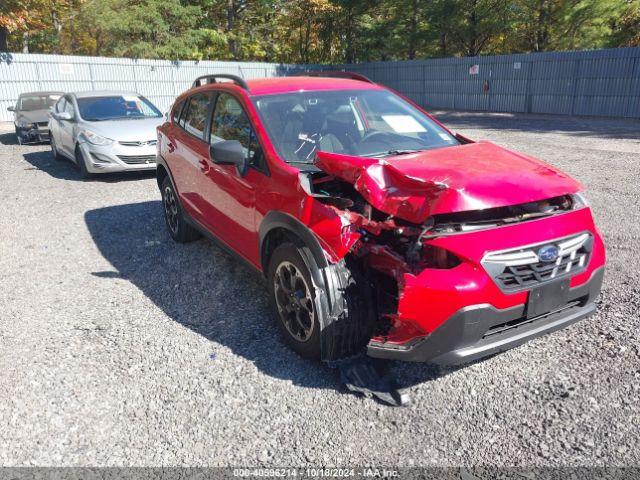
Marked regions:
[167,141,176,153]
[199,158,210,173]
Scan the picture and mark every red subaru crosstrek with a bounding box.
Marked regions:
[156,72,605,365]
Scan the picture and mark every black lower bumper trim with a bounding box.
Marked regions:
[367,266,605,365]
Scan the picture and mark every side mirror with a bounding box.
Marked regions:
[55,111,73,121]
[210,140,247,174]
[7,106,15,112]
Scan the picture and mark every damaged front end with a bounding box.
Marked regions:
[300,145,603,365]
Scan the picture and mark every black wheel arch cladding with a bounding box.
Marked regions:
[259,211,329,275]
[260,212,373,361]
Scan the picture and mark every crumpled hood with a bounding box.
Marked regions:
[315,141,582,224]
[82,117,163,142]
[16,109,51,124]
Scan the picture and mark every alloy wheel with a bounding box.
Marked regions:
[163,186,179,235]
[273,261,315,342]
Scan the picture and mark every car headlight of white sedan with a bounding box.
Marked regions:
[81,129,113,146]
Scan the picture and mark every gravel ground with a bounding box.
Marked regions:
[0,112,639,467]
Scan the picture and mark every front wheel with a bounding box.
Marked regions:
[267,242,374,361]
[161,176,200,243]
[75,145,93,179]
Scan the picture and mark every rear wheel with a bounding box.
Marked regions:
[161,176,200,243]
[75,145,93,179]
[267,242,374,361]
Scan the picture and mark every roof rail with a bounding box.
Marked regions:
[192,74,249,91]
[301,71,374,84]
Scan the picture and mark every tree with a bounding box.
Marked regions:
[609,0,640,47]
[1,0,635,61]
[63,0,207,59]
[0,0,57,52]
[447,0,513,56]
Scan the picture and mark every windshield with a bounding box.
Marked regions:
[76,95,161,121]
[18,94,61,111]
[252,89,459,163]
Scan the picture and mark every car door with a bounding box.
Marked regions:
[168,91,216,225]
[202,92,268,265]
[58,96,76,155]
[50,97,66,154]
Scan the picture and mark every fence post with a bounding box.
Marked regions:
[422,64,427,108]
[89,62,95,91]
[525,60,532,114]
[570,58,580,116]
[133,59,139,93]
[34,60,43,90]
[626,55,638,118]
[172,62,177,99]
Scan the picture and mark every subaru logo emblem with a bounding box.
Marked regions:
[538,245,559,262]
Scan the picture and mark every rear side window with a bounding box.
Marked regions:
[182,93,214,140]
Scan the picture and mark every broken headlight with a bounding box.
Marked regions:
[571,192,589,210]
[420,244,461,269]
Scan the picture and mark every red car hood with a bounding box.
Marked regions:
[315,141,582,224]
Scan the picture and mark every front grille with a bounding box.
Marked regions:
[482,233,591,292]
[37,121,48,128]
[119,140,157,147]
[116,155,157,165]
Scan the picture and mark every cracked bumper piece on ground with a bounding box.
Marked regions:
[331,354,411,407]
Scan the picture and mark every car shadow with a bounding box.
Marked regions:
[84,200,446,396]
[0,131,19,145]
[21,150,155,182]
[433,110,640,140]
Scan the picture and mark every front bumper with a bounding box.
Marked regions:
[17,126,50,143]
[78,141,157,174]
[366,207,606,365]
[368,266,604,365]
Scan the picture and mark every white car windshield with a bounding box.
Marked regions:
[18,94,61,111]
[253,89,459,163]
[77,95,162,121]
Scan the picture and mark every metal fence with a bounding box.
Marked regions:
[340,47,640,118]
[1,47,639,121]
[0,52,304,121]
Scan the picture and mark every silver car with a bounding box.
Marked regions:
[8,91,63,144]
[49,91,164,177]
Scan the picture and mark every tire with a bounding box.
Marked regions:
[15,127,23,145]
[161,176,200,243]
[75,145,93,179]
[267,242,374,361]
[50,134,64,161]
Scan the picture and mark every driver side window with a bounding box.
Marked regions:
[210,93,262,170]
[63,98,75,117]
[56,98,67,113]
